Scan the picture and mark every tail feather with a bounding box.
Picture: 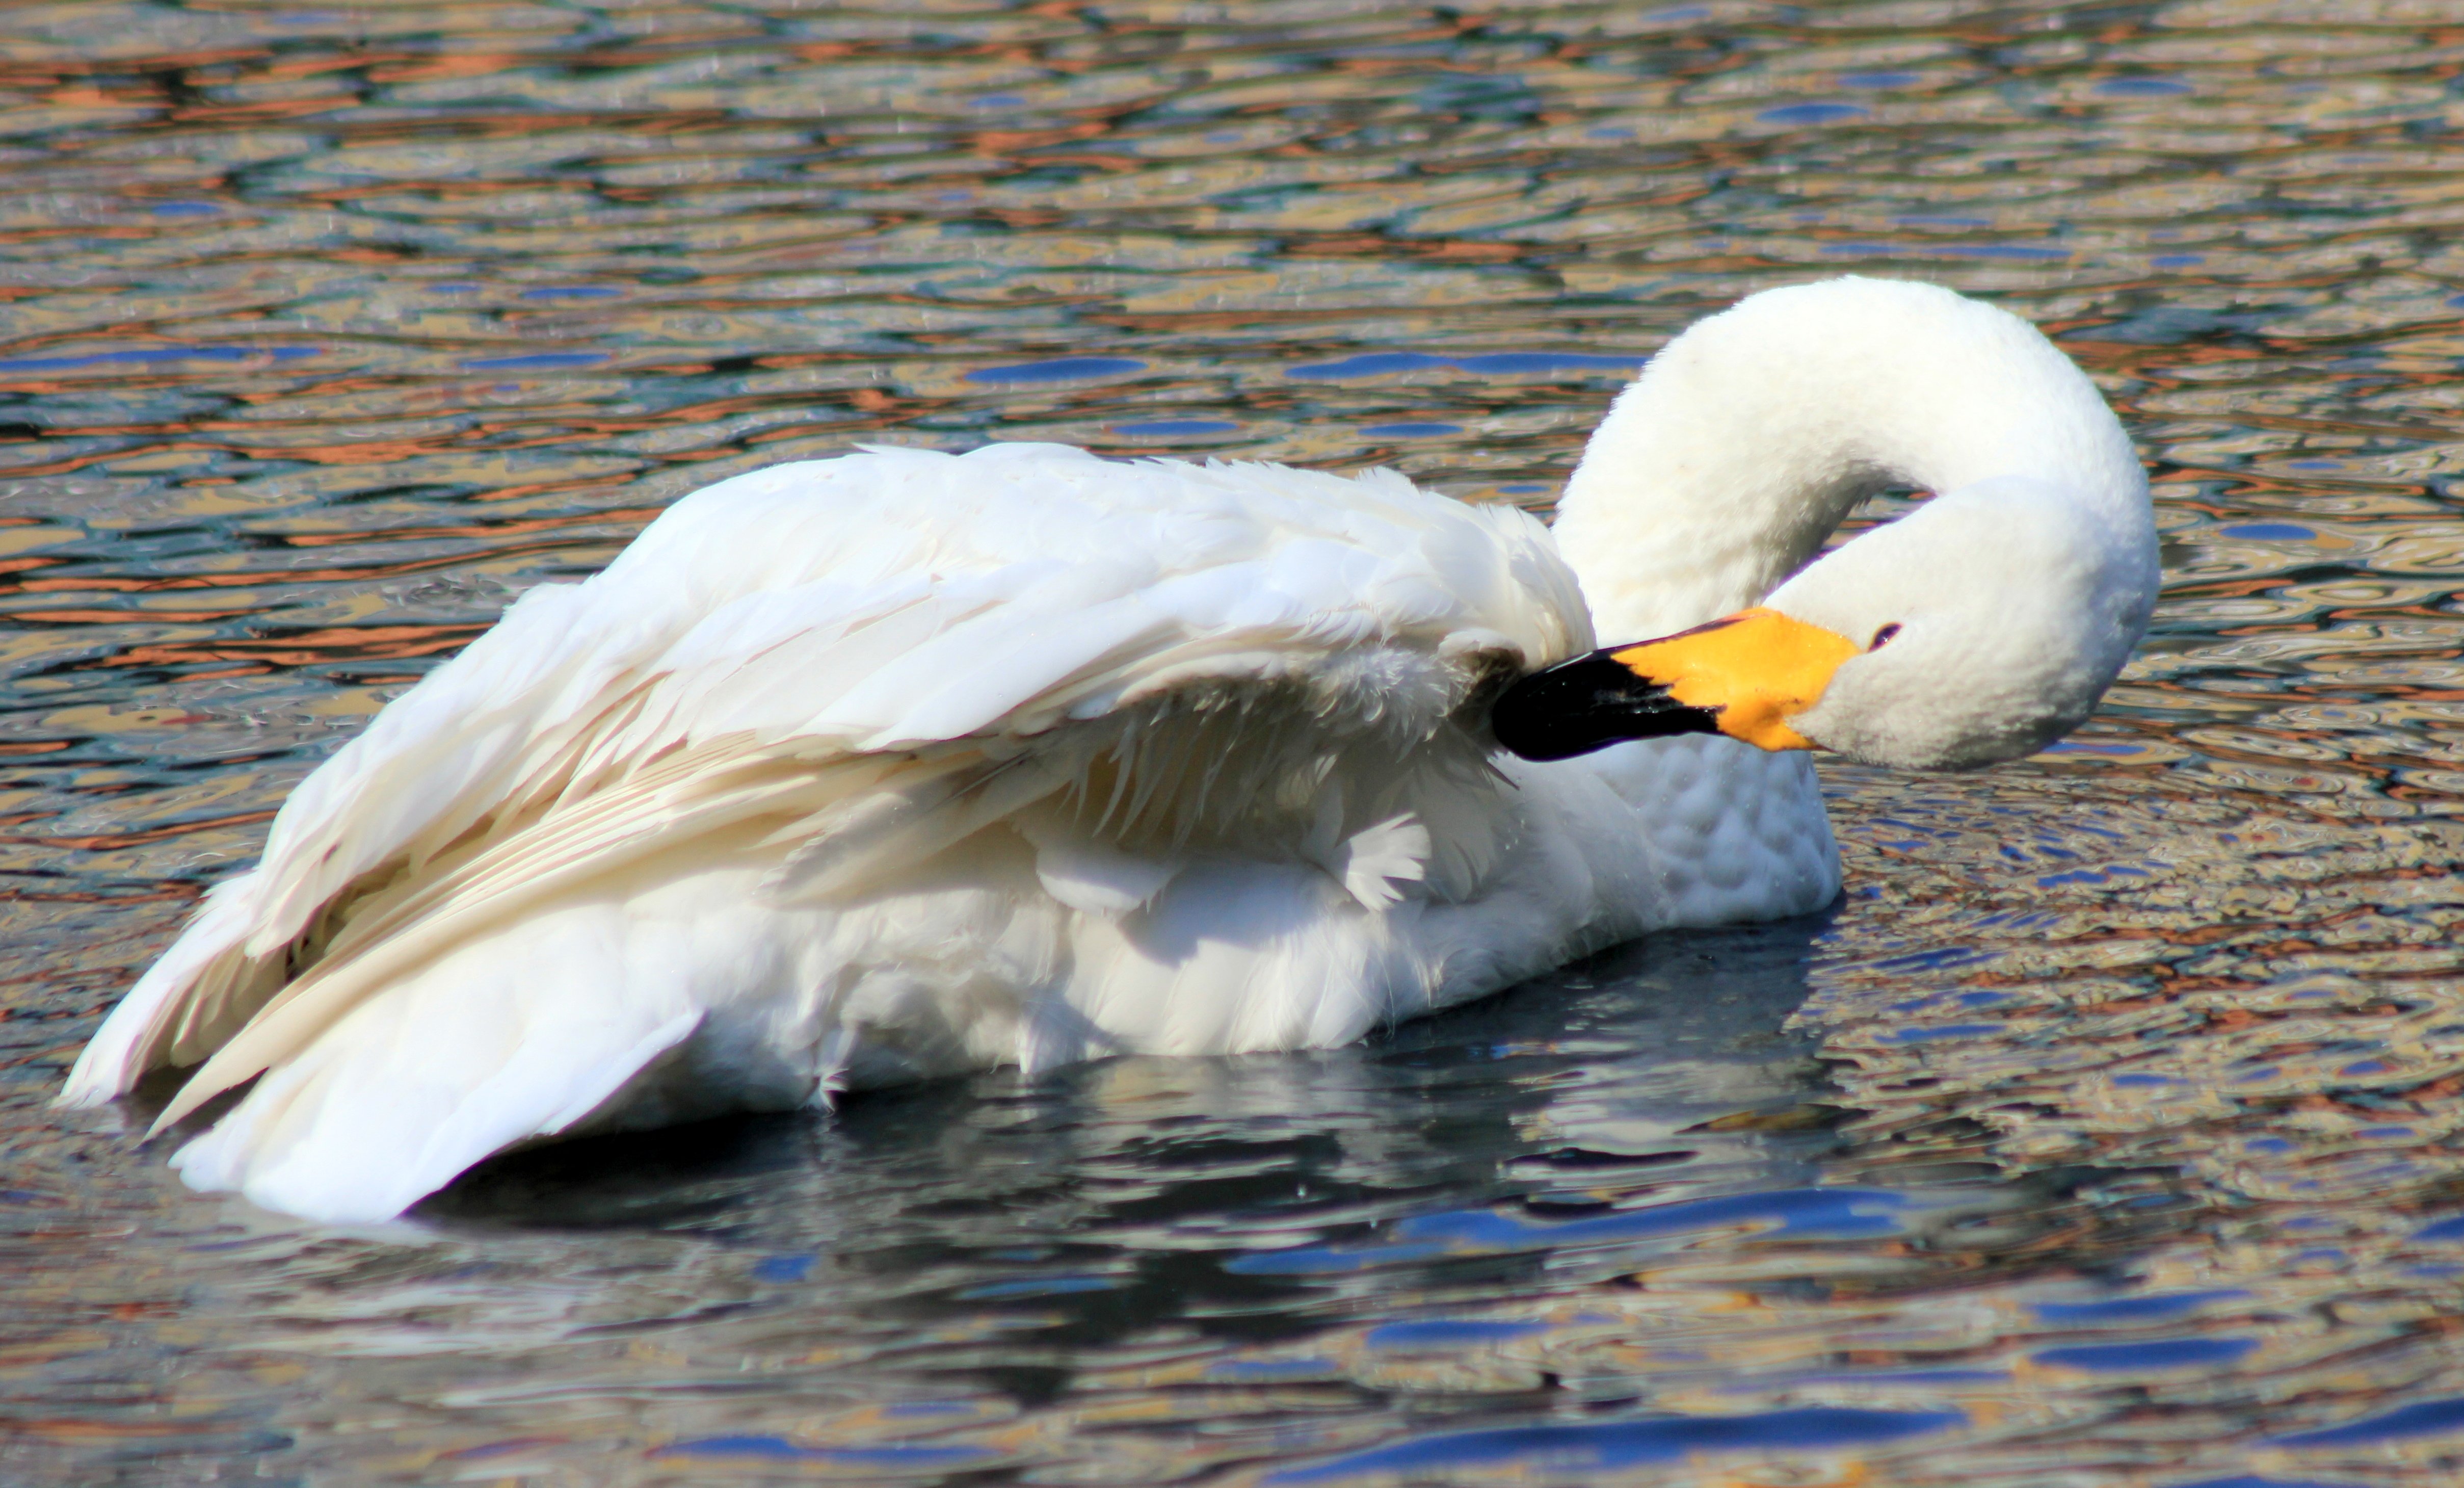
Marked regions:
[58,874,277,1107]
[147,739,851,1135]
[168,908,708,1224]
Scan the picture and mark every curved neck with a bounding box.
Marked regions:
[1549,278,2149,642]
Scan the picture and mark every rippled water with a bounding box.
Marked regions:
[8,2,2464,1483]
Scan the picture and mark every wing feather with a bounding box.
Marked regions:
[69,444,1592,1111]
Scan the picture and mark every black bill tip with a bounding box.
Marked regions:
[1491,650,1724,762]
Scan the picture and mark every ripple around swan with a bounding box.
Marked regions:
[7,2,2464,1484]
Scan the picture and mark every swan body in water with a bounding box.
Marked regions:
[61,277,2156,1222]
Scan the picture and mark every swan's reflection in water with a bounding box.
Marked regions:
[94,917,2190,1486]
[424,916,1843,1310]
[83,923,1856,1474]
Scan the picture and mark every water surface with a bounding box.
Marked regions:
[8,2,2464,1484]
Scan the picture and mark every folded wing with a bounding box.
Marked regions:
[63,445,1591,1137]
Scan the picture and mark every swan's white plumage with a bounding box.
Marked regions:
[64,276,2152,1224]
[70,442,1837,1220]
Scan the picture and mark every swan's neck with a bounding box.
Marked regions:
[1549,278,2148,642]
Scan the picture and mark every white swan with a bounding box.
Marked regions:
[60,277,2156,1223]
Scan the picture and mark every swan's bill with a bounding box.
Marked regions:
[1493,607,1858,762]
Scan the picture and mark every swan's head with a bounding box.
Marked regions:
[1492,475,2159,770]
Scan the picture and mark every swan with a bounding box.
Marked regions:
[59,277,2156,1223]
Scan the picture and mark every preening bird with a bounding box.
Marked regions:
[61,277,2157,1223]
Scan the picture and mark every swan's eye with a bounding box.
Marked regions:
[1868,623,1902,651]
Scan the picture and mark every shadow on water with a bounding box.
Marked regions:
[392,915,2195,1422]
[438,912,1836,1216]
[422,917,1856,1333]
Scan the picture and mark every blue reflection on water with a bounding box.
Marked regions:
[2034,1338,2257,1372]
[956,1275,1115,1299]
[1264,1407,1962,1483]
[1365,1319,1552,1349]
[1231,1187,1908,1275]
[965,356,1148,383]
[1760,103,1869,125]
[1881,1023,2002,1043]
[1208,1359,1342,1382]
[750,1254,814,1283]
[1865,946,1994,973]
